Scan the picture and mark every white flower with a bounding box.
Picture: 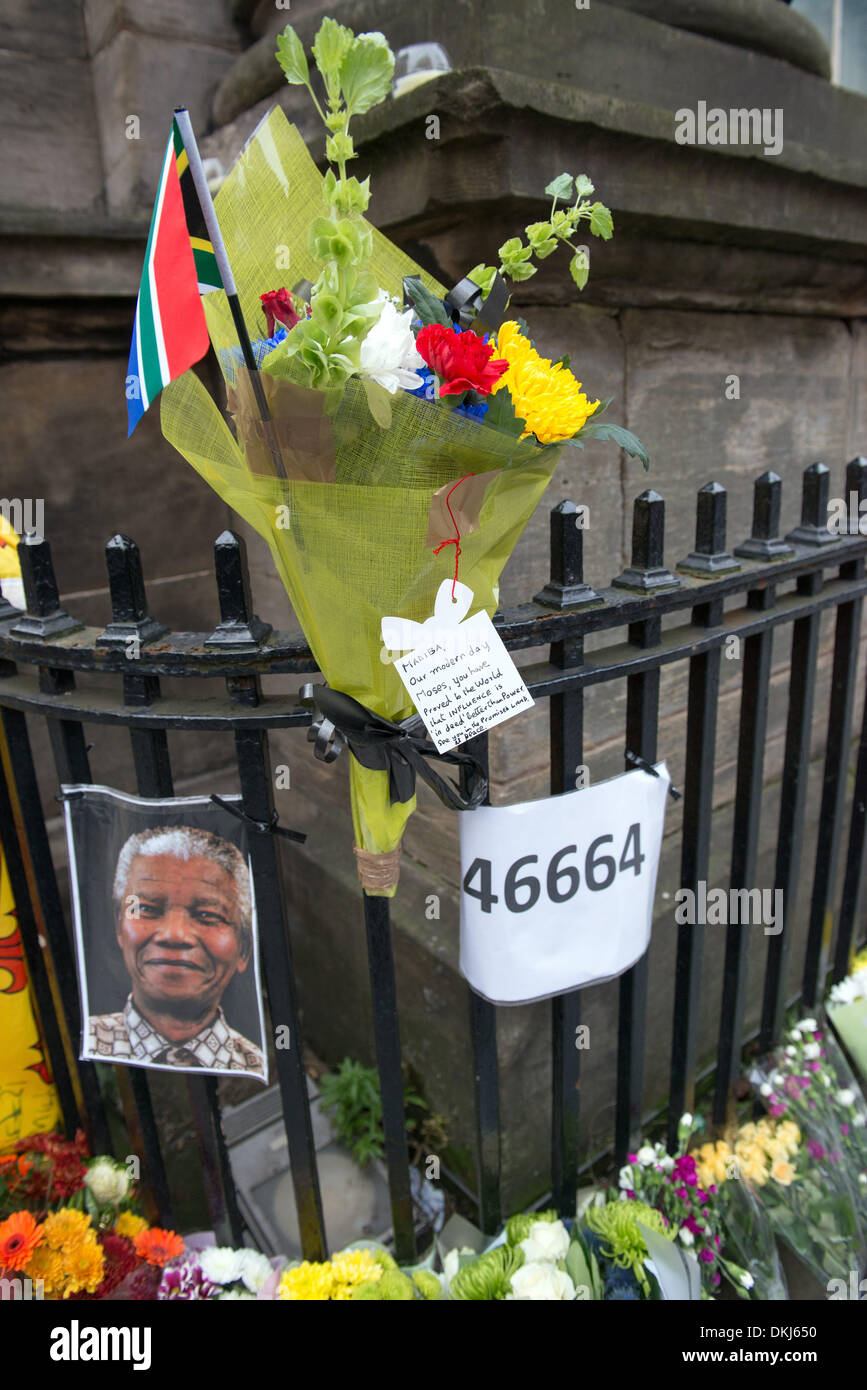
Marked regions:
[822,1073,832,1088]
[199,1246,245,1286]
[858,1173,867,1185]
[85,1159,130,1207]
[788,1026,804,1041]
[508,1262,575,1300]
[802,1042,821,1061]
[660,1154,675,1173]
[618,1165,634,1190]
[679,1112,693,1129]
[759,1083,773,1097]
[239,1249,274,1293]
[853,1113,866,1129]
[520,1220,570,1264]
[829,978,860,1006]
[800,1018,818,1032]
[836,1089,856,1107]
[740,1271,755,1290]
[359,300,424,393]
[785,1046,797,1057]
[637,1145,656,1167]
[678,1227,695,1247]
[217,1288,256,1300]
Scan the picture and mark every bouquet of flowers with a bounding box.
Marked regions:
[0,1128,184,1299]
[616,1113,784,1298]
[160,16,646,895]
[696,1110,862,1289]
[827,946,867,1085]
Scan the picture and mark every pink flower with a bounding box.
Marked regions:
[806,1139,824,1160]
[699,1248,716,1264]
[841,1124,850,1136]
[769,1104,786,1117]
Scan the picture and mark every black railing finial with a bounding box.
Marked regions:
[843,456,867,536]
[205,530,272,649]
[734,470,794,561]
[678,481,739,576]
[534,500,600,608]
[97,534,168,649]
[10,533,83,640]
[612,490,680,592]
[787,461,836,547]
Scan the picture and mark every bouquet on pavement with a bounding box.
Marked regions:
[160,17,647,895]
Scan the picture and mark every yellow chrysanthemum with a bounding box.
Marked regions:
[114,1211,148,1240]
[24,1240,65,1293]
[741,1160,769,1187]
[43,1208,93,1253]
[61,1238,105,1298]
[493,322,600,444]
[330,1249,384,1299]
[278,1260,335,1301]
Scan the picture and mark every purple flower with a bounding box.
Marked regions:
[684,1214,704,1236]
[627,1153,638,1163]
[841,1124,850,1136]
[769,1103,786,1117]
[712,1271,721,1287]
[806,1139,825,1160]
[699,1248,716,1264]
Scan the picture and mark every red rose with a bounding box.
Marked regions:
[415,324,509,398]
[260,288,300,336]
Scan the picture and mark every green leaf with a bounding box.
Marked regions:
[275,27,309,86]
[554,352,571,371]
[312,17,354,100]
[403,276,450,327]
[504,261,536,282]
[565,1231,601,1299]
[340,32,395,116]
[589,202,614,240]
[574,174,595,199]
[485,387,526,439]
[572,419,649,470]
[569,250,589,291]
[545,172,574,201]
[325,130,355,165]
[467,263,497,296]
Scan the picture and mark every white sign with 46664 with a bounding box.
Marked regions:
[459,763,671,1004]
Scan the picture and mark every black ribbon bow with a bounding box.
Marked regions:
[299,684,487,813]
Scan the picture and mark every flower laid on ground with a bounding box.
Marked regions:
[507,1262,576,1301]
[84,1157,130,1209]
[583,1199,673,1298]
[492,321,600,443]
[0,1209,42,1271]
[132,1227,185,1267]
[415,323,509,398]
[114,1210,149,1241]
[275,1245,435,1301]
[828,947,867,1007]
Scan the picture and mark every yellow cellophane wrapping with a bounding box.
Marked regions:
[161,109,564,892]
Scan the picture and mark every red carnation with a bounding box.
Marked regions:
[260,288,300,336]
[415,324,509,398]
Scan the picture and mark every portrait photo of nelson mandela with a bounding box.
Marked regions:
[73,810,267,1081]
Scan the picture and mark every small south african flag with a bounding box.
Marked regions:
[125,117,223,435]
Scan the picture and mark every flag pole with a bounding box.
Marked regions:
[173,107,287,480]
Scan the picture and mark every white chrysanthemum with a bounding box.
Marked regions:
[239,1249,275,1293]
[660,1154,675,1173]
[85,1159,130,1207]
[199,1246,245,1286]
[507,1262,575,1301]
[359,300,424,393]
[519,1220,570,1264]
[678,1227,695,1247]
[637,1145,656,1167]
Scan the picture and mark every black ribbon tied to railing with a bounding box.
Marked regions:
[299,684,487,812]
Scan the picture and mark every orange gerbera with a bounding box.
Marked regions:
[133,1227,184,1266]
[0,1210,43,1272]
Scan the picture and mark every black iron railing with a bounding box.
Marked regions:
[1,458,865,1265]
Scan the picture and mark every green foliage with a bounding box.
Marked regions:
[274,20,396,392]
[403,276,451,328]
[318,1057,427,1167]
[565,1227,603,1300]
[484,384,526,439]
[569,419,650,471]
[544,172,574,200]
[412,1269,442,1300]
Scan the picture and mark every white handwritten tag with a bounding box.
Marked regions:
[381,580,533,754]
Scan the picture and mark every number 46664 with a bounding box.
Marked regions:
[463,825,644,914]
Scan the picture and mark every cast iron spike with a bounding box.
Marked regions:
[612,490,681,592]
[677,481,740,577]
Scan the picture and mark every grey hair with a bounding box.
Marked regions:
[112,826,252,952]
